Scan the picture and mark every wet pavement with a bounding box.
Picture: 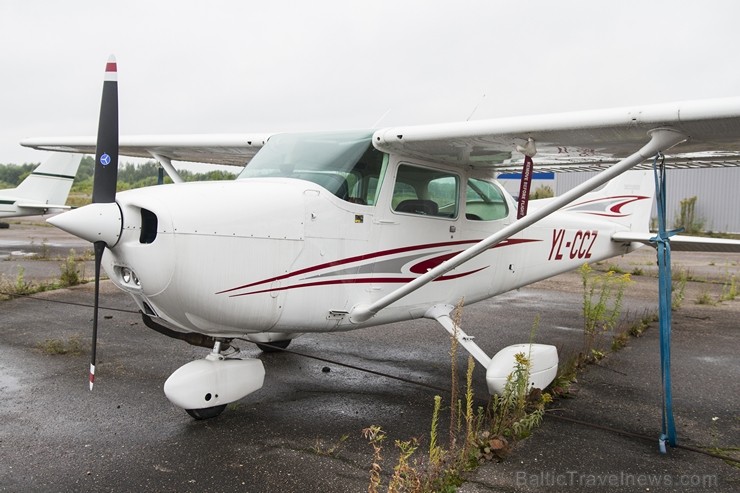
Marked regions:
[1,218,738,492]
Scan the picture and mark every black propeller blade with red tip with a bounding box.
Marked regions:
[89,55,120,390]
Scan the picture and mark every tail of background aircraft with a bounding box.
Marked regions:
[13,153,83,205]
[0,153,83,219]
[530,170,656,232]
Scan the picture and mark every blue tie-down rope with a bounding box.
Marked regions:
[650,153,680,452]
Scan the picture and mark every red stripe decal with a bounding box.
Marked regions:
[218,238,540,296]
[229,267,488,297]
[216,239,484,294]
[408,238,539,274]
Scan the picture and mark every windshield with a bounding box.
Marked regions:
[238,130,387,205]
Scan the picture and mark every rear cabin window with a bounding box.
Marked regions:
[465,177,509,221]
[392,164,459,218]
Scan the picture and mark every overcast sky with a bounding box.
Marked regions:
[2,0,740,165]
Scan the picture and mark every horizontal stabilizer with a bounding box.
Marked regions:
[15,202,71,211]
[612,231,740,253]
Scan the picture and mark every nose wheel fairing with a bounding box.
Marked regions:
[164,351,265,412]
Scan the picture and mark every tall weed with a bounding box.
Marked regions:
[363,309,550,492]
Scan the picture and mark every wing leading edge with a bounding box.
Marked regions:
[21,134,272,166]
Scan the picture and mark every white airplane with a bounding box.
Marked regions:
[22,57,740,420]
[0,153,82,220]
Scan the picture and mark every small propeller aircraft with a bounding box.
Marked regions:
[0,153,82,220]
[22,57,740,419]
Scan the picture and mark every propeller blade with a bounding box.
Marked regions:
[90,241,105,390]
[92,55,119,204]
[88,55,120,389]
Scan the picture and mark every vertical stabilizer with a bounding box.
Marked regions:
[13,153,83,205]
[531,170,656,232]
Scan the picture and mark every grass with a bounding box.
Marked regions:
[672,267,689,309]
[720,274,737,302]
[696,291,717,306]
[59,249,86,287]
[311,434,349,457]
[552,265,657,398]
[554,310,659,398]
[360,257,724,489]
[0,249,89,300]
[362,305,550,492]
[36,335,84,355]
[611,310,657,351]
[555,257,735,418]
[580,264,631,357]
[674,196,705,234]
[363,354,549,492]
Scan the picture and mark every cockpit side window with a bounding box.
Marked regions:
[345,145,387,205]
[392,164,459,218]
[465,177,509,221]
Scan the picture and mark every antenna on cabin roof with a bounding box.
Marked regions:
[372,108,392,128]
[466,93,486,121]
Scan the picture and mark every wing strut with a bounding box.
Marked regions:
[149,152,184,184]
[426,304,492,368]
[349,128,687,324]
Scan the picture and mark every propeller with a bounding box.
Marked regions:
[89,55,120,390]
[47,56,123,389]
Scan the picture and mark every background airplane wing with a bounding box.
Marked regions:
[21,134,272,166]
[372,97,740,171]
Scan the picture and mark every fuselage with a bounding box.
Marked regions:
[0,193,29,218]
[99,132,646,338]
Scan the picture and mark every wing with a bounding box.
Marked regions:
[373,97,740,171]
[21,134,272,166]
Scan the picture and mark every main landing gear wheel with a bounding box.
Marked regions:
[185,404,227,420]
[256,339,291,353]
